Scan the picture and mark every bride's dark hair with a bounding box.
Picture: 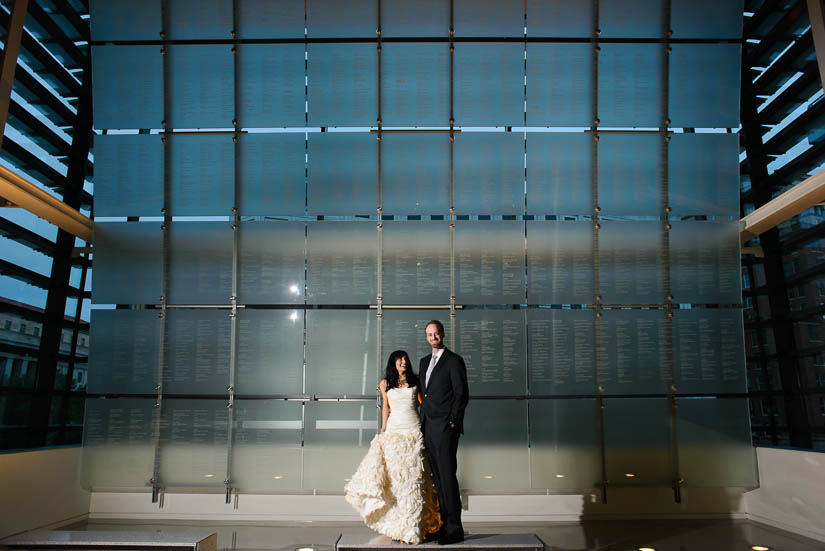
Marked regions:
[384,349,418,389]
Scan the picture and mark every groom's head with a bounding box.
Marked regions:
[425,320,445,350]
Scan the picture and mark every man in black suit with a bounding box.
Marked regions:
[419,319,469,545]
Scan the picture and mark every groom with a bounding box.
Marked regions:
[419,320,469,545]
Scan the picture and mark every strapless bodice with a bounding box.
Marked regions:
[386,386,421,433]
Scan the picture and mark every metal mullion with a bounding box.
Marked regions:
[0,0,29,147]
[376,0,383,428]
[448,0,456,345]
[59,247,89,441]
[748,260,780,445]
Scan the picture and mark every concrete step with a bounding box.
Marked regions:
[0,531,216,551]
[336,533,544,550]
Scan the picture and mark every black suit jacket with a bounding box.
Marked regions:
[419,347,469,434]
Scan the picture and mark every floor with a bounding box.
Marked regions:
[65,518,825,551]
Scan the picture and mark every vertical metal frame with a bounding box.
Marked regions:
[448,0,457,345]
[0,0,28,145]
[376,0,384,424]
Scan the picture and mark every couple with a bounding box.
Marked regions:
[345,320,469,545]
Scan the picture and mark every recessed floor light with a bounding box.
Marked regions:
[625,473,636,478]
[555,474,565,478]
[751,546,770,551]
[203,474,214,478]
[272,475,283,480]
[638,547,656,551]
[483,475,494,480]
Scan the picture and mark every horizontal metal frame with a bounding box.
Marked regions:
[761,96,825,157]
[9,59,75,126]
[25,0,87,69]
[0,216,90,268]
[758,60,820,127]
[0,298,90,329]
[752,29,813,98]
[0,258,87,296]
[0,341,87,362]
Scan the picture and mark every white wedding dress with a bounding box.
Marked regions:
[344,385,442,544]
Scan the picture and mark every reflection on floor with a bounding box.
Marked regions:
[64,519,825,551]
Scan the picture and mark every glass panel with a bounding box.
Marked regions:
[168,45,235,128]
[307,44,377,126]
[238,0,305,39]
[528,309,596,395]
[454,221,524,304]
[599,0,663,38]
[454,44,524,127]
[527,221,594,305]
[455,309,526,396]
[94,134,163,217]
[238,221,306,305]
[306,0,377,37]
[88,310,159,395]
[604,398,671,485]
[305,310,378,394]
[454,0,524,37]
[526,45,592,126]
[381,0,450,37]
[92,46,162,130]
[381,133,450,215]
[307,132,377,215]
[169,134,234,216]
[381,310,443,369]
[454,132,524,214]
[165,309,231,395]
[668,133,739,217]
[90,0,162,41]
[597,44,661,128]
[598,133,660,216]
[236,310,304,395]
[669,44,740,129]
[230,399,304,490]
[158,399,229,487]
[381,221,451,305]
[168,222,234,305]
[237,45,306,128]
[599,309,669,395]
[526,0,592,37]
[166,0,232,40]
[671,0,743,39]
[598,221,664,305]
[306,221,377,304]
[529,399,601,489]
[92,222,162,305]
[304,400,378,490]
[458,399,528,490]
[381,43,450,127]
[670,221,741,305]
[677,398,757,488]
[673,309,746,394]
[80,398,154,489]
[526,133,592,215]
[238,133,306,216]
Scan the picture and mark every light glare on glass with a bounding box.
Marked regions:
[290,284,300,295]
[290,311,299,321]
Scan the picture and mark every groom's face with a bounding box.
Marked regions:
[425,324,444,349]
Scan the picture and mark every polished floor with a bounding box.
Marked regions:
[66,519,825,551]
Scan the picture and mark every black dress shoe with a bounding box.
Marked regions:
[437,533,464,545]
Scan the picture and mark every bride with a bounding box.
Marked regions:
[345,350,442,544]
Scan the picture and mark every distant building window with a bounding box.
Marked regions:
[816,371,825,387]
[3,320,10,330]
[743,272,751,289]
[808,324,821,342]
[33,327,40,337]
[820,397,825,416]
[815,353,825,366]
[818,280,825,297]
[744,296,753,310]
[19,324,26,334]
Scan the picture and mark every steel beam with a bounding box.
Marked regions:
[808,0,825,92]
[0,0,28,144]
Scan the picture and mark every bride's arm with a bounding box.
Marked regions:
[379,379,390,432]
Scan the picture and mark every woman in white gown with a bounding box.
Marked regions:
[345,350,442,544]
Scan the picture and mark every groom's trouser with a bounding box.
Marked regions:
[424,425,462,536]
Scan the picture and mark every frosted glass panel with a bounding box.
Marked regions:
[94,134,163,217]
[669,44,740,129]
[238,0,305,39]
[92,46,162,130]
[238,221,306,305]
[306,222,377,305]
[230,400,303,491]
[526,0,592,37]
[526,133,592,215]
[93,222,161,305]
[598,44,661,127]
[669,133,739,216]
[454,0,524,37]
[454,132,524,214]
[165,309,231,394]
[530,399,601,489]
[526,45,592,126]
[167,0,232,40]
[671,0,743,39]
[381,133,450,214]
[381,0,450,37]
[454,44,524,127]
[88,310,159,395]
[381,310,443,367]
[81,398,154,489]
[458,400,528,490]
[168,222,233,305]
[307,44,377,126]
[382,221,450,305]
[169,134,234,216]
[236,310,304,395]
[528,309,596,395]
[677,398,757,488]
[598,133,660,216]
[604,398,671,485]
[307,0,377,37]
[168,45,234,128]
[307,132,377,215]
[90,0,160,41]
[381,44,450,126]
[599,221,664,304]
[158,399,229,487]
[599,310,668,395]
[305,310,378,394]
[237,45,306,128]
[238,133,306,216]
[673,309,746,395]
[527,221,593,305]
[454,221,524,304]
[599,0,663,38]
[670,221,741,305]
[455,310,526,395]
[304,400,378,490]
